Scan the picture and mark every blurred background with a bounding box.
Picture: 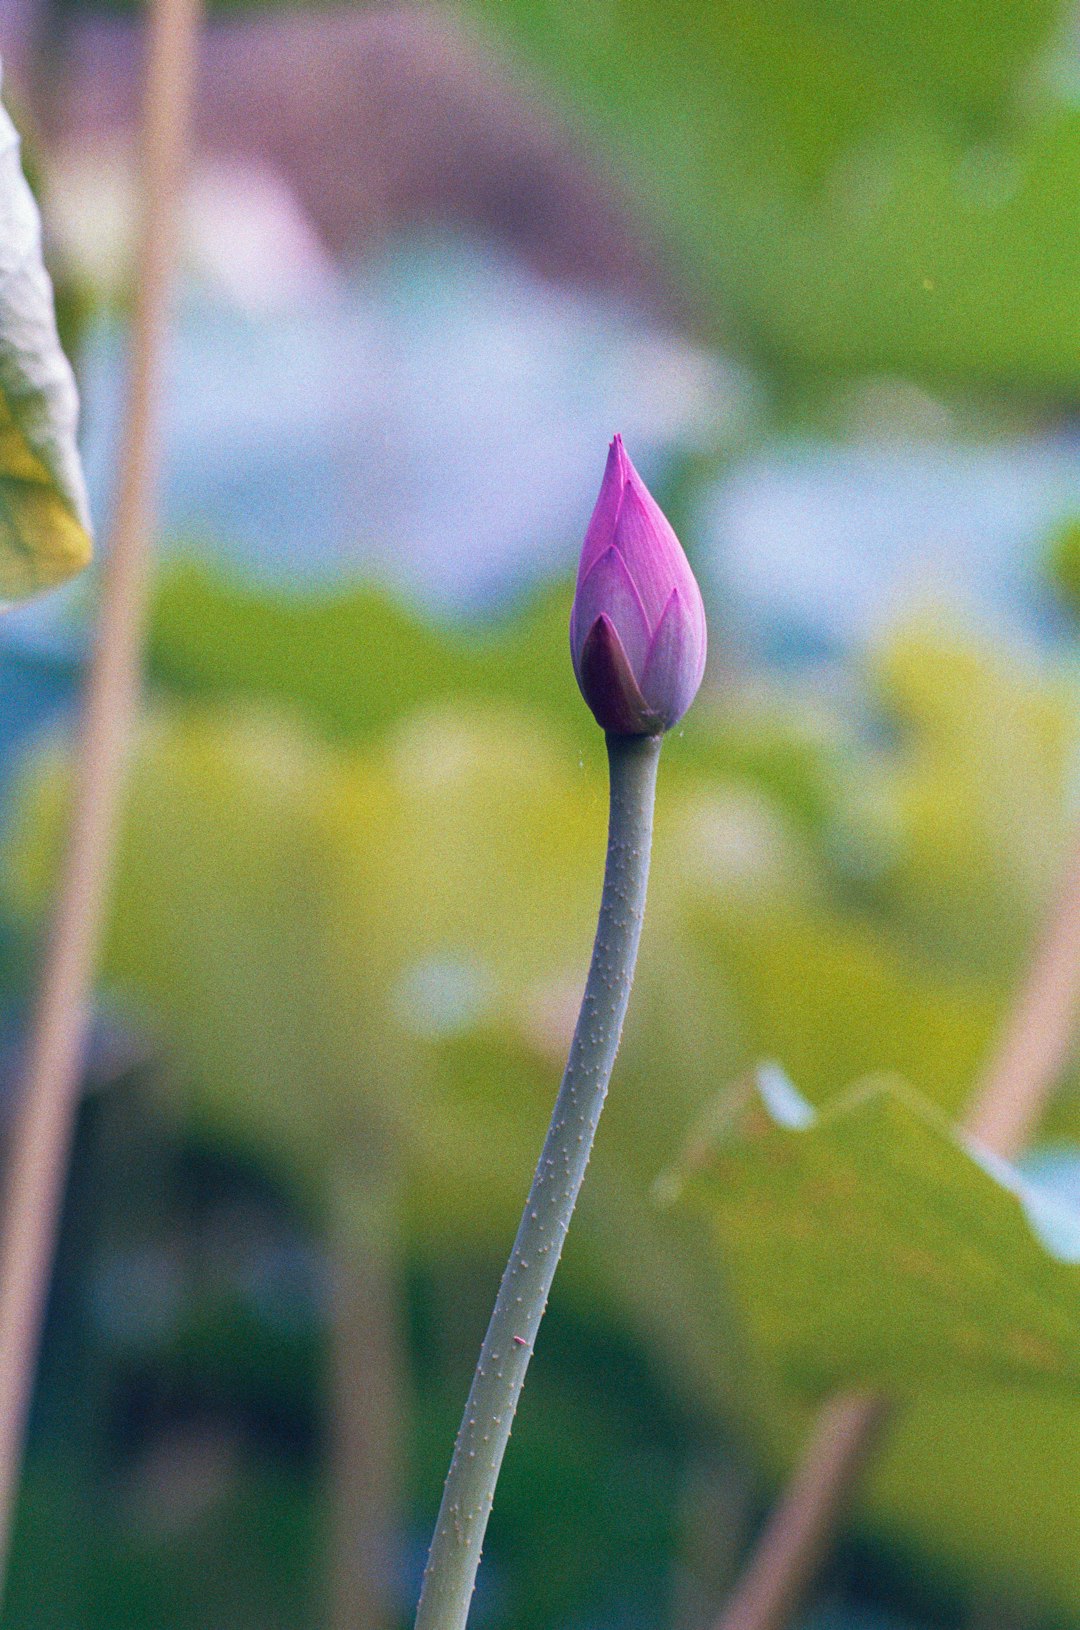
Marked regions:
[5,1,1080,1627]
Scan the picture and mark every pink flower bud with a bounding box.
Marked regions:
[570,435,707,735]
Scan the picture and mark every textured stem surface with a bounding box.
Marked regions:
[0,0,200,1591]
[413,730,662,1630]
[711,825,1080,1630]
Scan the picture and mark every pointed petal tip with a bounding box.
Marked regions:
[607,432,630,481]
[579,435,631,583]
[607,433,633,487]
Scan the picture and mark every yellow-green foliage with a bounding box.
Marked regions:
[675,1072,1080,1396]
[466,0,1080,392]
[857,612,1078,976]
[0,87,92,598]
[9,581,1080,1614]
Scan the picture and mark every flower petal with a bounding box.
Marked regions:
[577,614,661,735]
[577,434,629,585]
[570,544,651,676]
[614,463,706,646]
[641,587,707,728]
[570,435,708,736]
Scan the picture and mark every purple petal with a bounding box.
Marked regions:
[577,614,661,735]
[641,588,707,728]
[576,434,630,586]
[610,470,693,632]
[570,545,650,676]
[570,436,708,735]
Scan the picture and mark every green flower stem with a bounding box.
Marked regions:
[413,730,663,1630]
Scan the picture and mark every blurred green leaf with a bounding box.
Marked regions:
[8,1453,318,1630]
[469,0,1080,389]
[0,75,92,598]
[0,689,752,1421]
[147,564,581,745]
[3,702,604,1237]
[801,0,1055,129]
[24,575,1080,1617]
[673,1070,1080,1395]
[145,561,847,844]
[853,613,1079,975]
[1044,513,1080,619]
[682,894,1001,1122]
[864,1386,1080,1614]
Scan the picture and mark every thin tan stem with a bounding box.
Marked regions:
[711,827,1080,1630]
[964,837,1080,1158]
[327,1155,403,1630]
[716,1393,890,1630]
[0,0,200,1589]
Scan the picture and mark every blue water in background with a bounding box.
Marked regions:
[79,237,743,612]
[4,233,1080,765]
[711,437,1080,664]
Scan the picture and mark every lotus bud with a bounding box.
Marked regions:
[570,435,707,734]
